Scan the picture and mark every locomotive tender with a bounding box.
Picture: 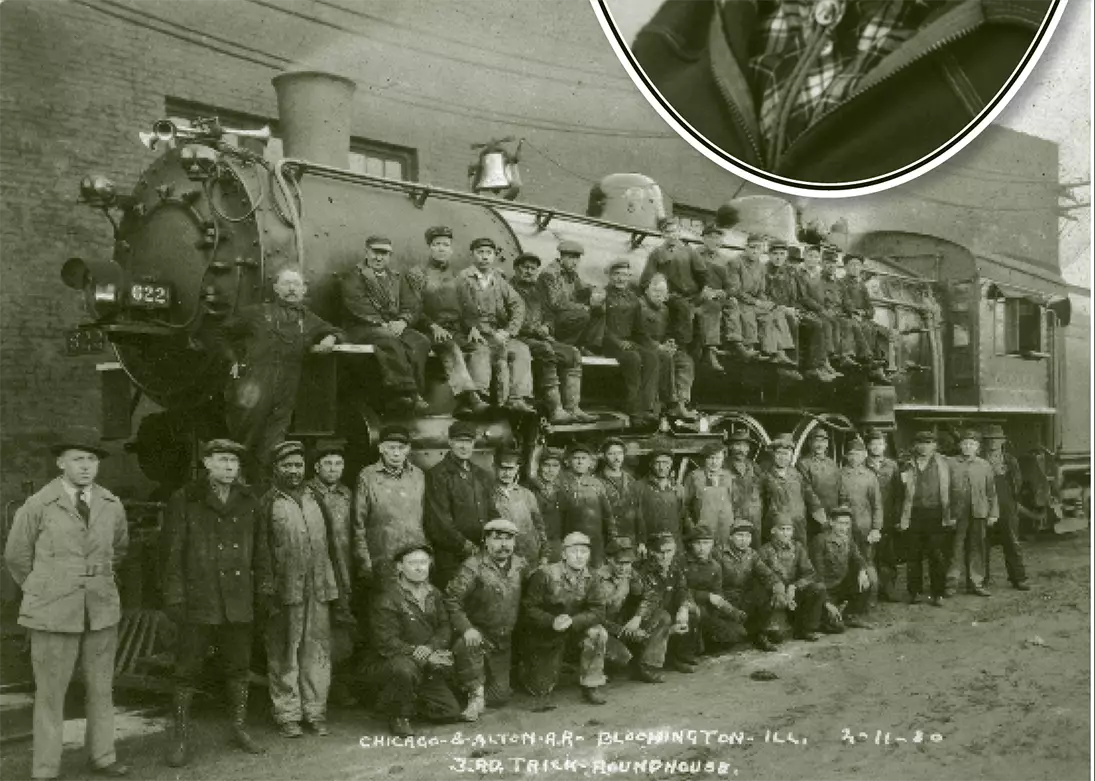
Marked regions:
[62,71,1086,513]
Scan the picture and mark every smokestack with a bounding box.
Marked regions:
[272,70,357,168]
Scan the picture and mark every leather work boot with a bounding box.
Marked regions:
[228,680,264,754]
[671,401,698,420]
[389,717,414,737]
[581,686,607,705]
[461,687,486,722]
[412,395,431,415]
[562,370,597,423]
[165,687,194,768]
[506,397,537,414]
[724,342,758,362]
[455,390,490,418]
[703,347,724,372]
[543,386,573,424]
[632,663,665,684]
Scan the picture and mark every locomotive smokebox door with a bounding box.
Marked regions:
[293,353,337,435]
[860,385,896,428]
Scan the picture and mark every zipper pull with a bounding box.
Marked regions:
[813,0,845,55]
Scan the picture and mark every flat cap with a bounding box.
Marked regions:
[959,428,982,443]
[914,430,937,443]
[365,235,393,250]
[270,440,305,463]
[768,239,788,250]
[844,437,866,453]
[470,237,498,252]
[540,447,565,464]
[605,538,636,561]
[830,505,853,520]
[746,232,766,244]
[715,204,739,229]
[701,223,722,237]
[448,420,478,440]
[497,448,522,467]
[379,424,411,444]
[730,521,756,536]
[648,531,677,551]
[513,252,541,268]
[863,427,888,442]
[807,428,830,441]
[562,531,591,548]
[313,438,346,460]
[566,441,593,457]
[768,433,795,451]
[727,429,752,443]
[601,436,626,453]
[392,541,433,563]
[557,239,585,256]
[700,441,725,458]
[201,438,246,458]
[608,259,631,273]
[686,524,715,542]
[484,518,519,536]
[424,225,453,243]
[803,244,822,254]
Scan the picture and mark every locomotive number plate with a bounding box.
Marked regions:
[128,282,172,309]
[64,327,106,356]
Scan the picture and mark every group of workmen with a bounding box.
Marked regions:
[3,413,1033,776]
[216,222,897,467]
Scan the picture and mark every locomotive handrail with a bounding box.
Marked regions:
[321,342,621,367]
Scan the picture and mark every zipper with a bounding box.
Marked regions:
[707,6,765,167]
[777,23,983,173]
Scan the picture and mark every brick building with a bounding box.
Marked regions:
[0,0,1065,514]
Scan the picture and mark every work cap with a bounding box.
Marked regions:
[448,421,478,441]
[379,425,411,444]
[557,239,585,256]
[201,439,246,458]
[484,519,519,537]
[270,440,305,464]
[425,225,453,243]
[563,531,591,549]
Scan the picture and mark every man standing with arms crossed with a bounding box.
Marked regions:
[5,433,130,779]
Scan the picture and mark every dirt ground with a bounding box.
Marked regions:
[2,533,1090,781]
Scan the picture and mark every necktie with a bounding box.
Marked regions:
[76,492,91,524]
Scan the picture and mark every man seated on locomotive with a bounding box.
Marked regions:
[509,252,596,424]
[340,235,432,416]
[699,224,757,363]
[639,217,724,373]
[637,274,698,421]
[217,267,342,473]
[791,246,839,382]
[492,449,548,569]
[537,240,597,349]
[597,259,661,426]
[457,237,536,414]
[841,255,895,381]
[725,234,772,361]
[405,226,491,418]
[820,251,860,370]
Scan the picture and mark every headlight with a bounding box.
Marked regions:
[62,257,124,320]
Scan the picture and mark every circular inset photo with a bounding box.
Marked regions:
[592,0,1067,196]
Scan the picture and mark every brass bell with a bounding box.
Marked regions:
[473,150,512,192]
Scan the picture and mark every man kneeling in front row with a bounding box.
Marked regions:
[364,543,462,737]
[446,519,529,722]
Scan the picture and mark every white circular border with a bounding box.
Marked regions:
[590,0,1070,199]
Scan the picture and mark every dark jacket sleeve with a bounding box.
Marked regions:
[341,270,385,327]
[522,568,559,629]
[162,490,187,607]
[428,589,453,650]
[302,308,344,345]
[254,490,276,598]
[793,543,817,589]
[443,560,478,637]
[370,590,414,658]
[423,466,475,557]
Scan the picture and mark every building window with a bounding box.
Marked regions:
[673,203,716,236]
[165,100,418,181]
[995,299,1044,355]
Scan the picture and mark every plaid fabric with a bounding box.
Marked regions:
[738,0,939,157]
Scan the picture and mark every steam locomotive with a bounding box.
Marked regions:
[62,71,1086,513]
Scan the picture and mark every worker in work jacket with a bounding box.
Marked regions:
[596,259,661,424]
[630,0,1054,183]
